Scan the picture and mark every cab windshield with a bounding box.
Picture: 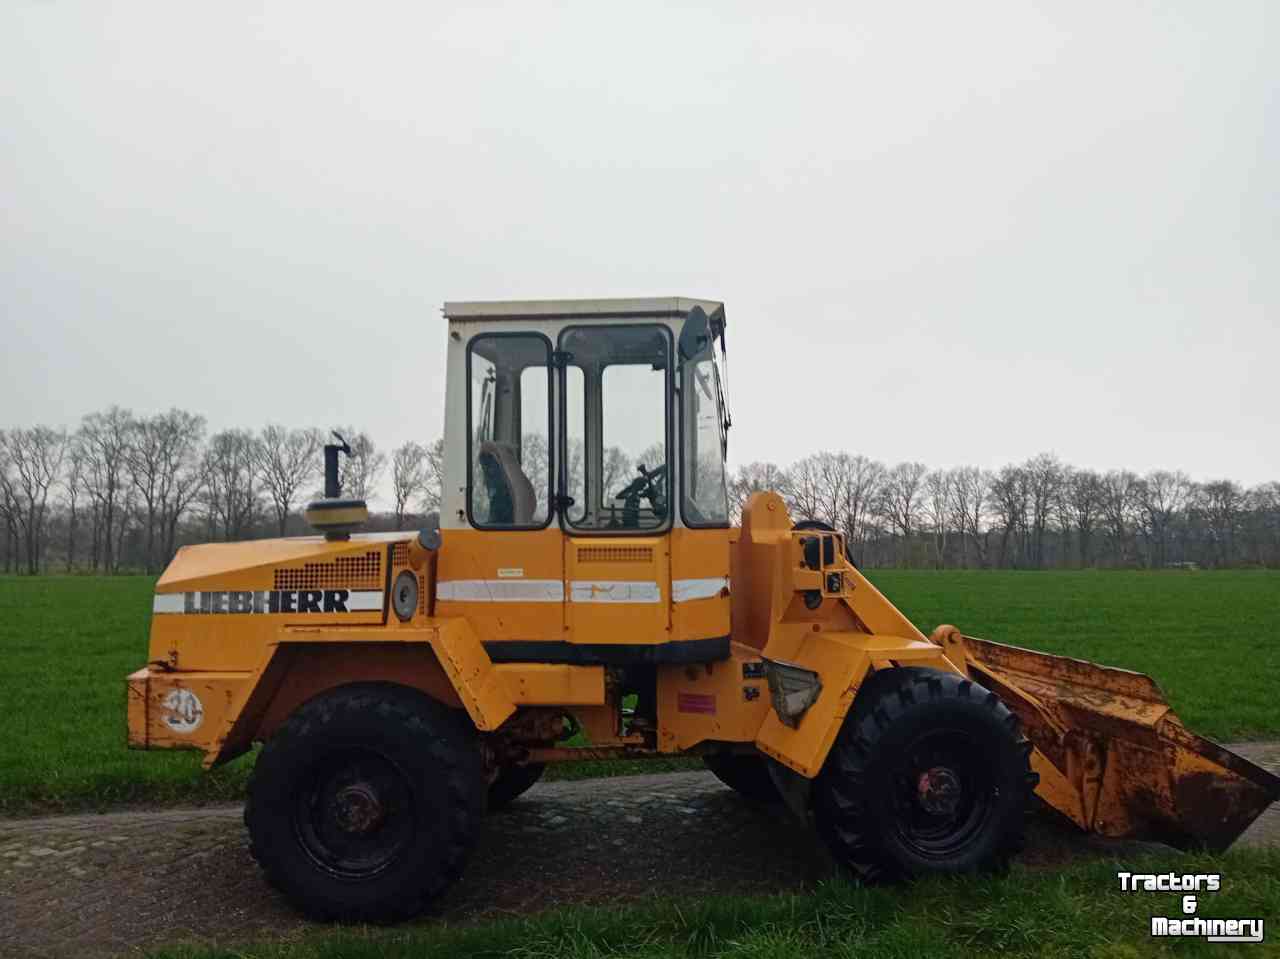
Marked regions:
[680,323,730,526]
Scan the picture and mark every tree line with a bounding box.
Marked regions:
[731,453,1280,570]
[2,407,1277,573]
[0,407,443,574]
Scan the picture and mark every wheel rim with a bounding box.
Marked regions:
[887,729,995,860]
[295,748,416,880]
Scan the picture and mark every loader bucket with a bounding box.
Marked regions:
[947,631,1280,851]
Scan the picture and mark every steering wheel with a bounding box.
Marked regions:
[614,463,667,524]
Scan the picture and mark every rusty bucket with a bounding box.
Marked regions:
[945,631,1280,851]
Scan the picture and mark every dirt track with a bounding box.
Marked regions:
[3,743,1278,959]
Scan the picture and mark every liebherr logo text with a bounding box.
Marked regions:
[1118,871,1265,943]
[184,590,356,614]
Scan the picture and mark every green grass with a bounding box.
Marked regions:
[868,569,1280,742]
[146,848,1280,958]
[0,577,254,814]
[0,570,1276,814]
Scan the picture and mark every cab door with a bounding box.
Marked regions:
[557,324,674,650]
[434,331,565,645]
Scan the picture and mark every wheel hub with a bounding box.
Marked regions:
[332,782,385,834]
[916,766,962,816]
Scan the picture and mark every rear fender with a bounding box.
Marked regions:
[200,619,519,767]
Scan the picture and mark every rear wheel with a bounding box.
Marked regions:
[245,683,483,921]
[703,753,781,803]
[814,668,1036,881]
[488,763,546,810]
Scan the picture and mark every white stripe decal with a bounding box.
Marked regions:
[434,579,726,604]
[437,579,564,603]
[570,580,662,604]
[344,590,386,611]
[152,594,185,614]
[672,577,730,603]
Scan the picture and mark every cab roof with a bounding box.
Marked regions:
[442,297,724,322]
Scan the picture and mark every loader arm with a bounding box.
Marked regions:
[734,491,1280,851]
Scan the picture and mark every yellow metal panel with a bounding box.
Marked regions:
[657,641,769,751]
[566,534,670,645]
[754,632,870,778]
[281,623,518,732]
[496,663,605,705]
[669,527,731,643]
[755,632,952,778]
[126,668,251,753]
[428,619,517,731]
[148,536,396,669]
[435,527,565,641]
[126,668,149,748]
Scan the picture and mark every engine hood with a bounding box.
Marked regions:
[156,530,413,593]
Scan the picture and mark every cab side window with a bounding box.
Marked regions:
[468,334,552,528]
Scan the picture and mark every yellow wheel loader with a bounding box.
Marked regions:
[126,298,1279,921]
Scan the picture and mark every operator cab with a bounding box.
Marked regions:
[441,298,730,537]
[435,298,733,670]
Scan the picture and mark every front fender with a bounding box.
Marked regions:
[754,632,954,778]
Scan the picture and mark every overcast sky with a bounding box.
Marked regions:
[3,1,1276,490]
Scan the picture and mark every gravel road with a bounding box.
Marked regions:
[3,743,1277,959]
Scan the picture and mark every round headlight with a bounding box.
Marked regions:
[392,570,419,622]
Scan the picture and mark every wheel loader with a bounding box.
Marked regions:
[126,297,1279,920]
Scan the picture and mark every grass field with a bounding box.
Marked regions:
[0,570,1276,815]
[146,848,1280,958]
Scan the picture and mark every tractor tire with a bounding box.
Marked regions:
[814,667,1037,882]
[704,753,781,803]
[487,763,546,810]
[245,683,483,922]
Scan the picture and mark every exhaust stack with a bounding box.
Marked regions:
[303,432,369,541]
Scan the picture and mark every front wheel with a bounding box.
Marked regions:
[245,683,483,921]
[814,668,1037,882]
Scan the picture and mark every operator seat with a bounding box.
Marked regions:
[477,441,536,525]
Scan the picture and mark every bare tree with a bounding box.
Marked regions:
[880,461,928,566]
[922,469,953,569]
[1101,470,1138,566]
[950,466,992,568]
[257,425,321,536]
[1196,479,1245,568]
[1134,470,1192,567]
[5,426,69,573]
[155,410,206,564]
[601,447,633,502]
[1024,453,1065,569]
[125,410,207,570]
[989,465,1029,568]
[785,454,825,522]
[730,461,789,523]
[1063,468,1104,567]
[78,407,134,573]
[835,455,883,565]
[0,434,21,573]
[421,437,446,513]
[1243,482,1280,566]
[63,438,87,572]
[391,441,428,530]
[563,437,585,514]
[335,429,387,503]
[201,429,262,541]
